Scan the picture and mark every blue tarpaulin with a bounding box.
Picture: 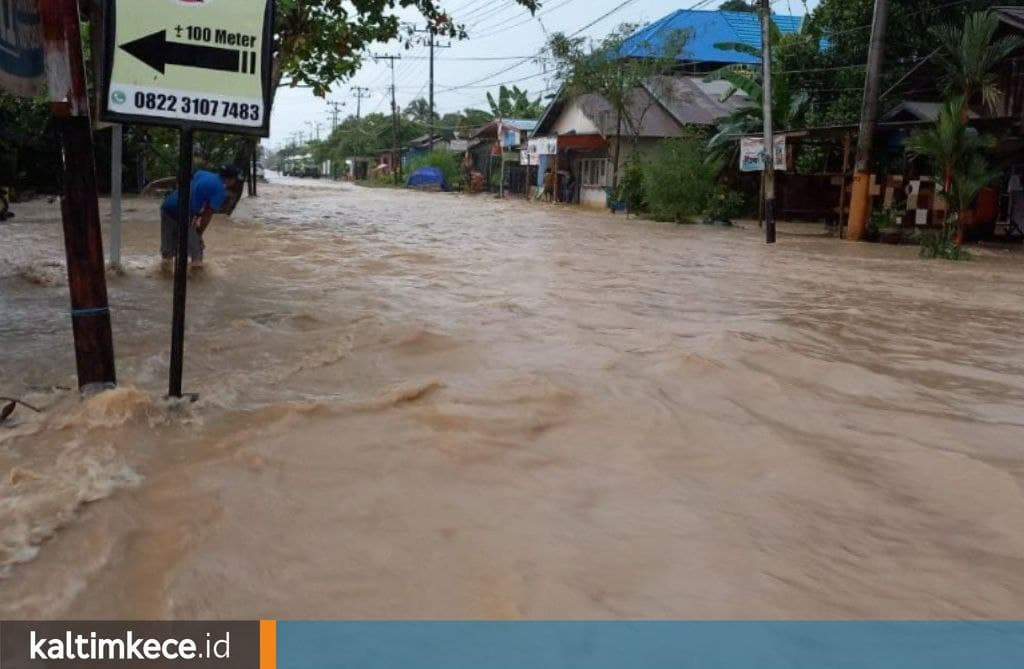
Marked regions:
[406,166,450,191]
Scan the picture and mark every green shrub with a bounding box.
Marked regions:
[914,223,971,261]
[643,135,721,223]
[869,206,901,234]
[703,186,746,225]
[615,155,646,213]
[407,149,461,187]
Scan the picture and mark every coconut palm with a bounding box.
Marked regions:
[930,11,1024,121]
[404,98,438,125]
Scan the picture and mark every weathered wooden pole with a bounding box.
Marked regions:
[38,0,117,390]
[847,0,890,241]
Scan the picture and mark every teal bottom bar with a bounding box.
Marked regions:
[277,621,1024,669]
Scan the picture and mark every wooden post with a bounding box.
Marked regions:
[39,0,117,390]
[168,127,194,398]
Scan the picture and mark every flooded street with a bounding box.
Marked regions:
[2,178,1024,619]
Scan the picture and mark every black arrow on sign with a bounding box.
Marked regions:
[120,30,241,74]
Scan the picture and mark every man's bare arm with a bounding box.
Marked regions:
[196,207,215,235]
[141,176,178,196]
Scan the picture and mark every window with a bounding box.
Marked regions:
[580,158,609,188]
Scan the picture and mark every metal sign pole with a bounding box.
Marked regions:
[99,0,275,397]
[168,126,194,398]
[110,124,124,268]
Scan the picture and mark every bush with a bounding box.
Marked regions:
[407,150,461,187]
[703,186,746,225]
[615,155,646,213]
[643,135,721,223]
[914,223,971,261]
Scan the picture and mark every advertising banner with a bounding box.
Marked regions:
[740,135,787,172]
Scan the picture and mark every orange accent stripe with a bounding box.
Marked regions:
[260,619,277,669]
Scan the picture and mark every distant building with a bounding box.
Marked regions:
[467,118,540,194]
[618,8,803,70]
[529,9,801,208]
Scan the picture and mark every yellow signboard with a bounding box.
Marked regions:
[100,0,273,135]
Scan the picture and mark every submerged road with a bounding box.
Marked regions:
[2,179,1024,618]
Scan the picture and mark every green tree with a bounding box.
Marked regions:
[484,85,545,118]
[787,0,1024,127]
[643,132,723,223]
[719,0,755,12]
[275,1,537,97]
[930,11,1024,121]
[404,97,439,125]
[547,23,687,187]
[705,20,812,163]
[904,97,996,249]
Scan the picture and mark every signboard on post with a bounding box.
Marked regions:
[521,136,556,166]
[740,136,787,173]
[0,0,44,97]
[100,0,274,136]
[99,0,275,398]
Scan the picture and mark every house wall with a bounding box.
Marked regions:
[551,100,602,135]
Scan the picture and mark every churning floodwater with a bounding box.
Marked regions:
[1,178,1024,618]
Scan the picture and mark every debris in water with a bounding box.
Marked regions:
[0,397,42,423]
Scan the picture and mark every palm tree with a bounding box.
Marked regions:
[904,97,997,242]
[930,11,1024,122]
[404,98,437,126]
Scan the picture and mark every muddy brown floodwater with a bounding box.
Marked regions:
[1,178,1024,619]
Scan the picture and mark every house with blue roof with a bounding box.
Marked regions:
[618,9,803,68]
[530,9,802,209]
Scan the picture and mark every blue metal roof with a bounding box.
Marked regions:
[618,10,803,65]
[501,118,539,131]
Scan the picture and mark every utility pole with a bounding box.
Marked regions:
[407,24,450,150]
[38,0,117,391]
[306,120,322,141]
[374,54,402,185]
[352,86,370,119]
[847,0,890,241]
[760,0,776,245]
[428,29,435,150]
[327,101,346,130]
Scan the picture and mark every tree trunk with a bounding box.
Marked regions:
[611,105,623,194]
[223,59,285,214]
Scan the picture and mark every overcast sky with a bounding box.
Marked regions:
[268,0,821,149]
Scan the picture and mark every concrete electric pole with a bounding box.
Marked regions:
[760,0,776,244]
[847,0,890,241]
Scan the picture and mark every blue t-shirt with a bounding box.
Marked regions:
[161,170,228,218]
